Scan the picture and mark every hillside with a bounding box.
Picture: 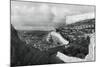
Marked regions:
[11,18,95,66]
[11,25,64,66]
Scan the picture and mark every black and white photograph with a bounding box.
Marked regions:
[11,0,96,67]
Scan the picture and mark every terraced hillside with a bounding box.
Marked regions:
[11,18,95,66]
[56,18,95,59]
[56,19,95,36]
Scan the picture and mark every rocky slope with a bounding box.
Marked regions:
[11,25,65,66]
[11,18,95,66]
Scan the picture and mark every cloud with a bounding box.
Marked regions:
[11,1,95,30]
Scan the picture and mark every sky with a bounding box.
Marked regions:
[11,1,95,30]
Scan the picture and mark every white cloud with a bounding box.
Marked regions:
[11,1,95,30]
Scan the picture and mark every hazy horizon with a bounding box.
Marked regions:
[11,1,95,31]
